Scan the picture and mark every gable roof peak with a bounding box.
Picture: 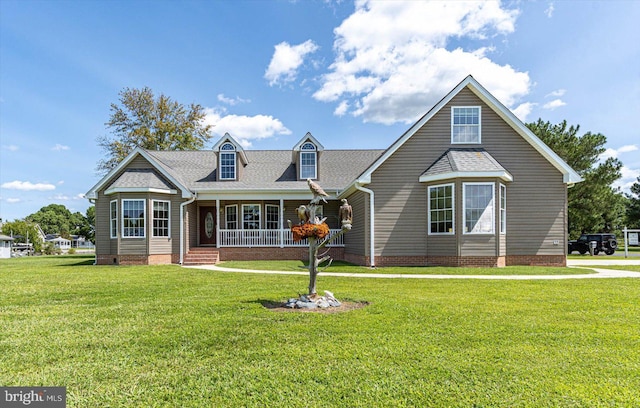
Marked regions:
[212,132,248,164]
[292,132,325,152]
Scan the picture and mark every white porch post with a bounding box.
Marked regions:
[280,198,285,248]
[216,199,220,248]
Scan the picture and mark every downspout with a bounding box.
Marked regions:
[354,183,375,268]
[88,198,97,265]
[180,193,197,265]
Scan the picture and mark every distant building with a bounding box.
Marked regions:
[0,234,14,258]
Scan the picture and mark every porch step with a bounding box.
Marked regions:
[183,248,219,265]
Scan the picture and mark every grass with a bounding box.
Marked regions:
[2,255,640,407]
[218,260,594,275]
[589,265,640,272]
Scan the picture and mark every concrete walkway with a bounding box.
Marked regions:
[183,259,640,280]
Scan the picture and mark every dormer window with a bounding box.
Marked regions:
[300,142,317,179]
[452,106,481,144]
[220,143,236,180]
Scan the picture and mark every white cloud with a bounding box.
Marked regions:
[512,102,536,122]
[1,145,19,151]
[313,0,528,125]
[51,194,70,201]
[217,94,250,106]
[600,144,639,160]
[545,3,555,18]
[52,144,70,151]
[6,198,21,203]
[203,108,292,147]
[614,165,640,193]
[542,99,566,110]
[546,89,565,98]
[1,180,56,191]
[265,40,320,86]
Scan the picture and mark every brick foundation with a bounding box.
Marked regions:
[95,254,178,265]
[506,255,566,267]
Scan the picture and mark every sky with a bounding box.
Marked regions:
[1,0,639,223]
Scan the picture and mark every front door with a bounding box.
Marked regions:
[199,207,216,245]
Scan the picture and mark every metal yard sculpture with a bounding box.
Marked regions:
[288,179,352,296]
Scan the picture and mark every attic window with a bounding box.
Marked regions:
[300,142,317,179]
[452,106,481,144]
[220,142,236,180]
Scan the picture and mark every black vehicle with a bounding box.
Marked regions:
[568,234,617,255]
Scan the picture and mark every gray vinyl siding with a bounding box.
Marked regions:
[94,191,112,256]
[148,193,182,255]
[369,87,567,258]
[94,154,185,258]
[344,190,369,257]
[186,202,197,250]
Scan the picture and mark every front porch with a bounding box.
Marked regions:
[218,228,345,247]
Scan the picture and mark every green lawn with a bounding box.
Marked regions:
[219,260,594,275]
[2,255,639,407]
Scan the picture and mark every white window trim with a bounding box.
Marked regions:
[463,182,495,235]
[300,142,317,180]
[220,143,236,180]
[121,199,146,238]
[428,183,455,235]
[500,184,506,235]
[225,204,238,229]
[451,106,481,144]
[265,204,280,230]
[152,200,171,238]
[242,204,261,230]
[110,200,118,239]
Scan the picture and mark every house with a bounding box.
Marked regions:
[45,236,71,252]
[0,234,14,258]
[86,76,581,267]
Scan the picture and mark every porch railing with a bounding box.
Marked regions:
[219,228,344,247]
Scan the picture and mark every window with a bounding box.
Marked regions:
[500,184,506,234]
[242,204,261,230]
[266,205,280,230]
[122,199,145,238]
[463,183,494,234]
[152,200,170,237]
[220,143,236,180]
[225,205,238,229]
[110,200,118,238]
[300,142,317,179]
[452,106,481,144]
[428,184,454,234]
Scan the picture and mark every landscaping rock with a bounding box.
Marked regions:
[284,291,342,310]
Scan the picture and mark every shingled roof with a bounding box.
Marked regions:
[144,149,385,192]
[419,148,513,183]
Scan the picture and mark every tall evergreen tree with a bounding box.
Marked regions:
[527,119,624,238]
[626,177,640,228]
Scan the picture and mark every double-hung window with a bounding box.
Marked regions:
[152,200,170,237]
[265,205,280,230]
[220,143,236,180]
[122,199,145,238]
[428,184,454,234]
[452,106,481,144]
[110,200,118,238]
[242,204,260,230]
[463,183,494,234]
[300,142,317,179]
[225,205,238,229]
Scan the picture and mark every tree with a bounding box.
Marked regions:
[97,87,213,174]
[25,204,92,240]
[626,177,640,228]
[527,119,624,238]
[1,220,43,252]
